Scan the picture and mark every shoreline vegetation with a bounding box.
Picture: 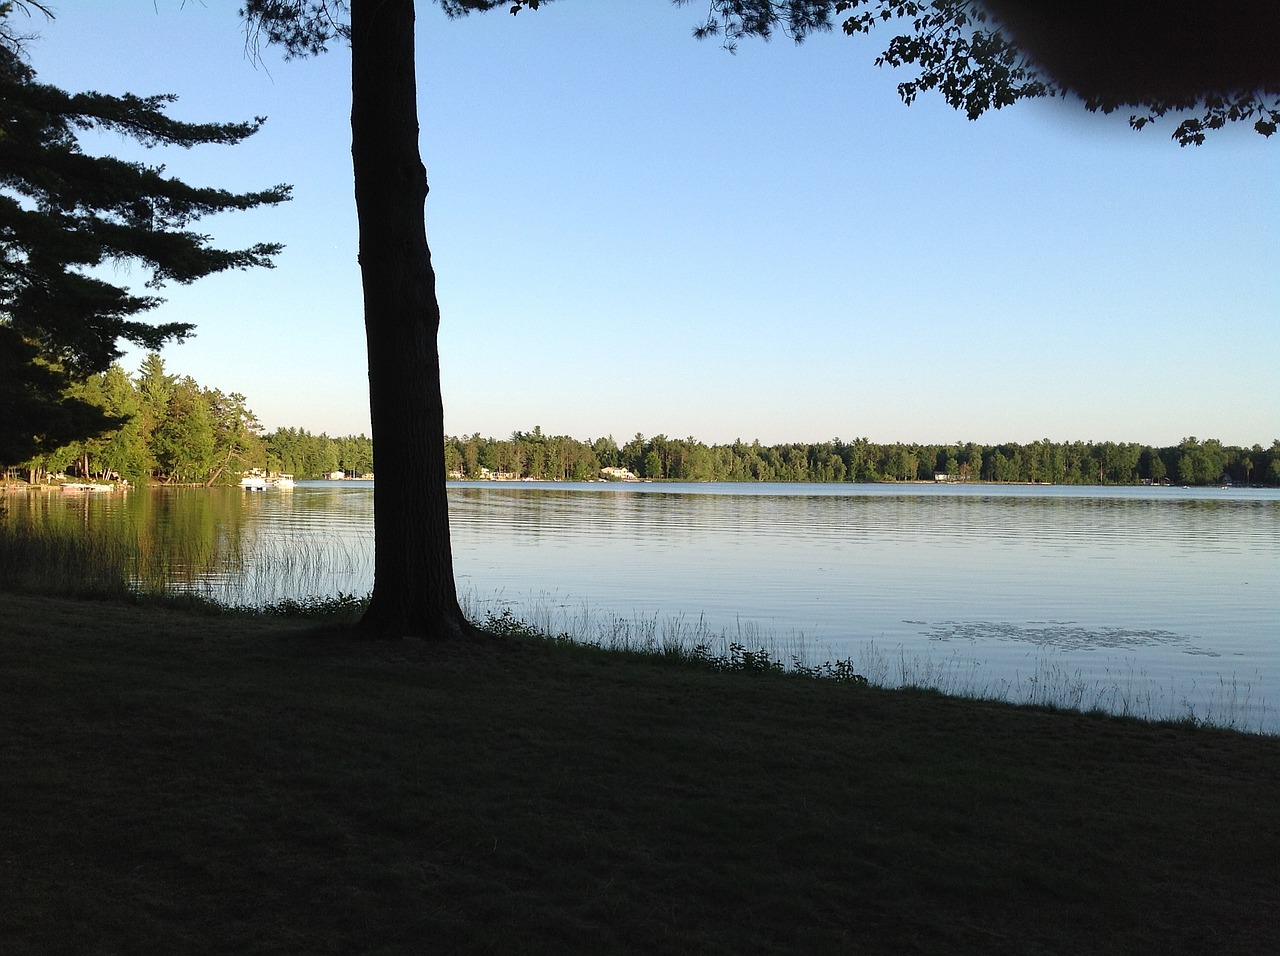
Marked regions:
[7,472,1280,492]
[0,516,1272,738]
[4,356,1278,489]
[3,588,1279,954]
[8,421,1280,490]
[3,475,1276,735]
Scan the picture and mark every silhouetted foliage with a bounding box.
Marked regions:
[683,1,1280,143]
[5,354,273,486]
[0,4,289,463]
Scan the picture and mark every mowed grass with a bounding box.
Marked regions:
[2,594,1278,955]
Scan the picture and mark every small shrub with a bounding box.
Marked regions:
[481,607,573,644]
[259,592,369,619]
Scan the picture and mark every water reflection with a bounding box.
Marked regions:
[5,481,1277,729]
[452,483,1278,731]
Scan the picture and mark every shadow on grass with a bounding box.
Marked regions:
[2,590,1279,955]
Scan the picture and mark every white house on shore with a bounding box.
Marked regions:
[600,466,640,482]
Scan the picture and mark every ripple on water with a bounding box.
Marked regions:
[919,619,1210,654]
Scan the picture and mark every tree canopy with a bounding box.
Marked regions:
[244,1,1280,145]
[684,1,1280,145]
[0,3,290,463]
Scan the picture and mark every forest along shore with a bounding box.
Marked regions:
[4,355,1272,487]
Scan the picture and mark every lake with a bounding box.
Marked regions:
[6,480,1278,732]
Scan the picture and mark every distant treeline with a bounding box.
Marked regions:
[5,360,1275,487]
[446,427,1279,487]
[265,427,373,481]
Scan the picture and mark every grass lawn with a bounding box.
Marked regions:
[2,592,1278,954]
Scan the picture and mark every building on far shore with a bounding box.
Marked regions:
[600,466,640,482]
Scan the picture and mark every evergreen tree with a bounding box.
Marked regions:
[203,388,266,486]
[151,377,215,483]
[90,365,148,483]
[135,353,176,424]
[56,363,149,482]
[0,4,289,465]
[0,326,118,464]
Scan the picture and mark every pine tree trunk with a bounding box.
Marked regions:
[350,0,468,639]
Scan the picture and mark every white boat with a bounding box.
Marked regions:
[270,474,296,488]
[240,475,267,491]
[62,483,114,493]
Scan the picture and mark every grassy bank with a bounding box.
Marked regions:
[2,594,1278,954]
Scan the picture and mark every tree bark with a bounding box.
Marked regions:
[350,0,467,639]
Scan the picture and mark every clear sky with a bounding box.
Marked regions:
[25,1,1280,447]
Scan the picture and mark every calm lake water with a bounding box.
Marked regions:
[8,480,1279,732]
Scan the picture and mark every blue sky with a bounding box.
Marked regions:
[26,1,1279,447]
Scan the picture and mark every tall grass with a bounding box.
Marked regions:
[0,496,371,612]
[0,506,135,597]
[2,505,1271,734]
[464,590,1274,735]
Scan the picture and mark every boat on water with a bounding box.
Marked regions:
[240,472,294,490]
[61,483,114,493]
